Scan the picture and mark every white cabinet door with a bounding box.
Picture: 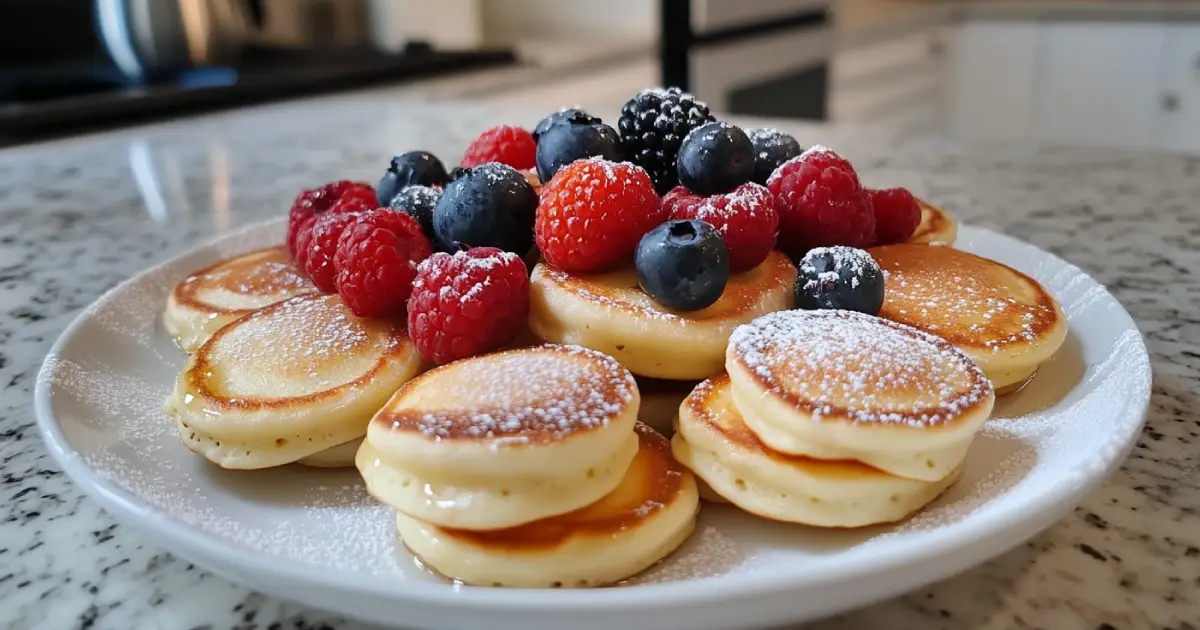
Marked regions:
[951,21,1038,142]
[1153,25,1200,155]
[1031,23,1167,149]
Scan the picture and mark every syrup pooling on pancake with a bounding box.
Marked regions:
[378,344,635,443]
[728,310,991,427]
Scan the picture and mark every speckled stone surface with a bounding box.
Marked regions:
[1,92,1197,630]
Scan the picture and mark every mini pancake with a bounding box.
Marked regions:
[163,246,316,352]
[164,293,423,470]
[528,251,796,380]
[672,376,961,527]
[726,309,994,482]
[397,423,698,588]
[907,200,958,246]
[869,244,1068,392]
[634,376,698,436]
[359,344,640,530]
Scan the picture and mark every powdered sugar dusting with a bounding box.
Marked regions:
[730,310,991,427]
[691,182,771,224]
[405,345,635,442]
[800,246,874,292]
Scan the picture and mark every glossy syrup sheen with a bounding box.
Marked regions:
[437,426,686,550]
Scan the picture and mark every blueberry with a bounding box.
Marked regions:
[535,111,624,183]
[377,151,449,206]
[433,163,537,254]
[388,185,442,244]
[533,107,587,142]
[794,246,885,315]
[635,220,730,311]
[676,121,755,195]
[748,128,802,185]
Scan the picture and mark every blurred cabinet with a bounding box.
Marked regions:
[951,21,1037,143]
[1153,25,1200,153]
[948,19,1200,154]
[831,26,955,135]
[1031,23,1167,149]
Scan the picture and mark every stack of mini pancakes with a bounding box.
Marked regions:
[527,250,797,436]
[162,247,425,469]
[672,309,997,528]
[356,344,699,587]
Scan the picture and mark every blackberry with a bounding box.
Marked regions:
[618,87,715,195]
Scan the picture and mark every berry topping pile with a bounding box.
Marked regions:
[667,182,777,272]
[387,185,442,246]
[335,209,432,317]
[747,128,802,186]
[534,109,624,183]
[636,220,730,311]
[434,162,538,255]
[276,89,934,366]
[461,125,537,171]
[408,248,530,365]
[768,145,876,257]
[618,87,715,194]
[376,151,449,207]
[869,187,922,246]
[676,121,755,196]
[794,246,885,315]
[287,180,374,258]
[535,156,663,273]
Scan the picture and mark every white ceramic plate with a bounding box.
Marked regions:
[35,219,1150,630]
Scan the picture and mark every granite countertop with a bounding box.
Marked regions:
[1,91,1198,630]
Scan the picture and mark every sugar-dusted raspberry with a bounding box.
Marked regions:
[868,187,921,245]
[460,125,537,170]
[670,182,777,272]
[303,210,365,292]
[767,147,874,258]
[286,180,374,259]
[334,209,432,317]
[535,157,664,272]
[295,194,375,275]
[660,185,703,218]
[407,247,530,365]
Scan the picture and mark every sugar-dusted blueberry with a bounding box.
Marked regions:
[388,184,442,244]
[748,128,802,185]
[794,246,885,315]
[433,162,538,254]
[376,151,449,207]
[636,220,730,311]
[676,121,755,196]
[535,110,624,183]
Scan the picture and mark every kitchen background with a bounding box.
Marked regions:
[4,0,1200,154]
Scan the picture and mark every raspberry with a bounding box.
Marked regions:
[868,187,921,245]
[286,180,374,259]
[460,125,537,170]
[669,183,777,272]
[303,210,365,292]
[767,148,874,258]
[334,209,433,317]
[407,248,530,365]
[293,194,375,274]
[660,186,702,218]
[535,158,664,272]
